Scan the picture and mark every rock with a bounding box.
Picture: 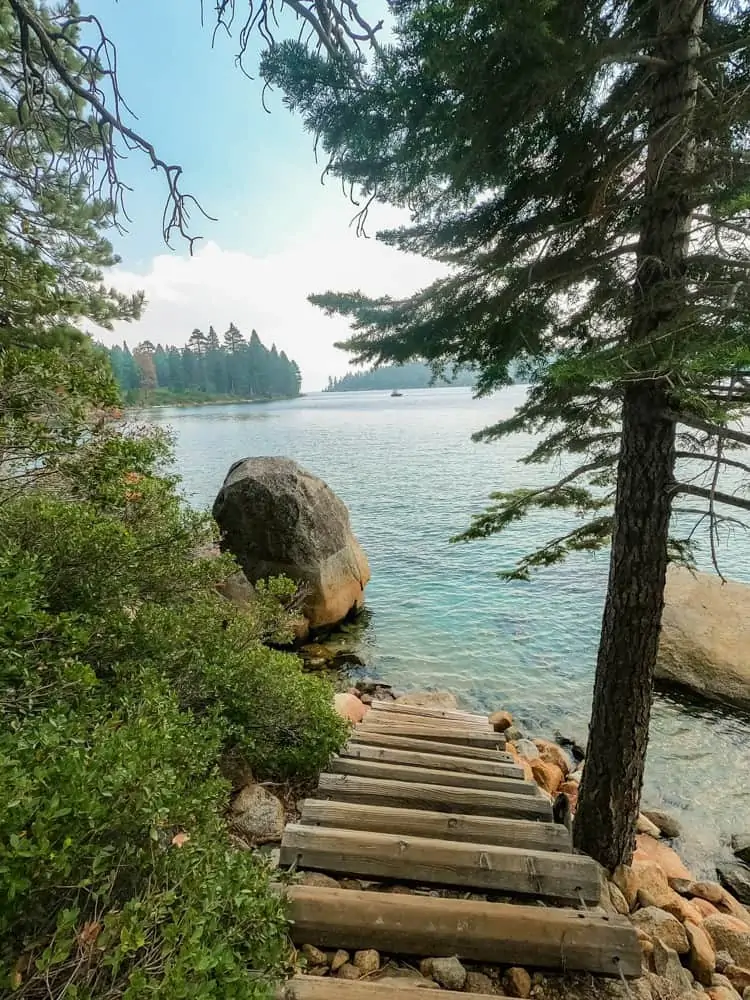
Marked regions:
[657,566,750,712]
[631,907,690,955]
[644,810,683,840]
[718,866,750,907]
[691,883,727,906]
[553,731,587,762]
[703,915,750,967]
[302,945,328,967]
[305,965,328,977]
[558,780,579,813]
[633,860,673,906]
[353,950,380,976]
[639,886,704,925]
[533,739,571,777]
[338,878,364,891]
[505,725,523,742]
[530,758,564,796]
[725,967,750,992]
[733,837,750,868]
[653,939,695,993]
[301,643,335,663]
[337,963,362,980]
[638,813,664,839]
[707,986,742,1000]
[330,950,350,972]
[374,966,439,990]
[429,957,467,991]
[607,880,631,915]
[395,691,459,709]
[687,921,717,986]
[504,967,532,999]
[299,871,340,889]
[489,710,514,733]
[465,971,499,994]
[635,836,693,880]
[334,692,368,724]
[213,457,370,630]
[717,953,736,973]
[718,889,750,927]
[744,989,750,1000]
[696,900,724,920]
[613,864,640,911]
[515,739,541,761]
[229,783,284,843]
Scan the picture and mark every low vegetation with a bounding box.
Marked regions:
[0,374,347,998]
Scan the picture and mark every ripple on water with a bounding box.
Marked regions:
[143,386,750,872]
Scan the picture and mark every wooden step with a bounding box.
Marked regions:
[329,756,538,796]
[370,700,490,724]
[360,714,492,734]
[299,800,572,852]
[317,773,553,821]
[355,722,504,749]
[280,975,497,999]
[342,742,524,779]
[283,886,642,977]
[349,729,514,762]
[280,825,601,903]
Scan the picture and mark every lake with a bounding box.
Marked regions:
[140,385,750,873]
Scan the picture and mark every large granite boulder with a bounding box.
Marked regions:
[213,458,370,630]
[656,566,750,710]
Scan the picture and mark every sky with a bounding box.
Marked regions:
[94,0,442,390]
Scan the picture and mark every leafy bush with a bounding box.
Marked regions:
[0,432,347,999]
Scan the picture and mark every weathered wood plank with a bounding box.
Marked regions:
[280,825,601,903]
[342,742,524,779]
[329,756,538,796]
[299,799,572,852]
[360,714,492,734]
[370,700,490,724]
[316,773,553,821]
[354,721,504,749]
[280,976,495,999]
[349,729,514,762]
[283,886,642,977]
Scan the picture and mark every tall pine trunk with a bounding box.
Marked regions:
[573,0,704,871]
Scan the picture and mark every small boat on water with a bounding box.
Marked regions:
[391,389,403,397]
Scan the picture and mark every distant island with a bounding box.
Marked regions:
[324,362,476,393]
[103,324,302,406]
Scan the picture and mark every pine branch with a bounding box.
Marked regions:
[675,451,750,475]
[673,482,750,513]
[668,412,750,447]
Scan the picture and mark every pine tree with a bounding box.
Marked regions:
[264,0,750,868]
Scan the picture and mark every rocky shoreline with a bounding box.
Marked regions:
[227,687,750,1000]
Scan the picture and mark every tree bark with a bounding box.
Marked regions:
[573,0,704,871]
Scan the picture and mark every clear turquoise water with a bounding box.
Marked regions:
[140,386,750,873]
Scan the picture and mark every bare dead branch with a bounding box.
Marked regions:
[673,482,750,514]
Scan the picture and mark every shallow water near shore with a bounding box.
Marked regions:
[139,385,750,875]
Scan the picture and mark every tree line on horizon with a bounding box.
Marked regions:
[104,325,302,403]
[324,361,477,392]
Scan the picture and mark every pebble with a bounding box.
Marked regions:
[464,971,499,995]
[301,944,327,966]
[299,871,340,889]
[429,957,467,991]
[337,963,362,980]
[330,950,350,972]
[504,967,532,998]
[353,949,380,976]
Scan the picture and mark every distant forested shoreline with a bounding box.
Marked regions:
[103,325,302,405]
[324,362,476,392]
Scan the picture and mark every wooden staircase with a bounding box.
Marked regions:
[278,699,640,997]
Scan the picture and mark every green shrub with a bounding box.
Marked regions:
[0,434,347,998]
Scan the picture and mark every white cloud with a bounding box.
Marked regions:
[102,219,445,391]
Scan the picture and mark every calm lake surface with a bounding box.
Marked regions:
[141,386,750,872]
